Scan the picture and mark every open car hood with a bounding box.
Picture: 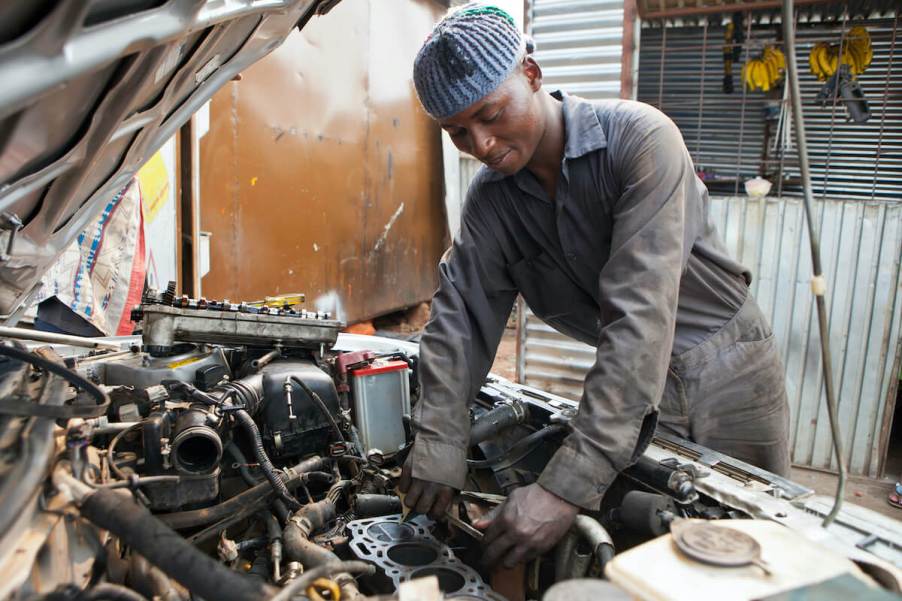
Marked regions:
[0,0,338,318]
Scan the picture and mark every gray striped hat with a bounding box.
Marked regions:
[413,4,528,120]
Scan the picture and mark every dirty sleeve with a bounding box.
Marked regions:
[409,186,518,489]
[537,116,697,509]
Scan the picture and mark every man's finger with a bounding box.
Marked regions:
[481,506,510,546]
[404,479,423,509]
[398,461,412,493]
[429,487,454,520]
[502,540,533,569]
[414,485,438,515]
[482,532,515,568]
[473,504,501,531]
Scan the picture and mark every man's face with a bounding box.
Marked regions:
[438,60,545,176]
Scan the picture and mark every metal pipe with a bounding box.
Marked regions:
[0,325,121,350]
[782,0,846,528]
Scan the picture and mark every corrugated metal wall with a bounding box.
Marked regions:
[529,0,626,98]
[514,0,626,396]
[637,16,902,201]
[518,195,902,477]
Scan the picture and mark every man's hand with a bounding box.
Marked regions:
[398,457,455,520]
[473,483,578,569]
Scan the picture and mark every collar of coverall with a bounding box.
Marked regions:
[481,90,607,183]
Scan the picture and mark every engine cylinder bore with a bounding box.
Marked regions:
[386,543,439,566]
[409,567,466,594]
[170,407,222,475]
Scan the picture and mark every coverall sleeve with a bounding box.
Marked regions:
[409,185,518,490]
[537,114,698,509]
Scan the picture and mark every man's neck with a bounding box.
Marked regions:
[526,92,565,198]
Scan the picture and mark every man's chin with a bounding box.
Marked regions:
[484,152,521,176]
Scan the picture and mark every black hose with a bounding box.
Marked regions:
[283,499,338,568]
[158,456,326,530]
[290,375,345,443]
[0,344,110,418]
[84,583,150,601]
[469,401,528,446]
[79,489,274,601]
[0,360,65,538]
[236,537,269,553]
[781,0,847,528]
[467,424,568,469]
[353,494,402,517]
[233,408,302,511]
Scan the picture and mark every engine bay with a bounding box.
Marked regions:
[0,284,900,601]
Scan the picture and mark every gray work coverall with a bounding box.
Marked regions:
[410,92,791,510]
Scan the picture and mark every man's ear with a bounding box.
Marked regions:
[522,56,543,92]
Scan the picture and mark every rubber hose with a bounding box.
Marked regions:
[283,500,338,568]
[79,489,274,601]
[84,583,150,601]
[233,408,301,511]
[158,456,325,529]
[469,401,527,446]
[353,494,402,517]
[467,424,567,469]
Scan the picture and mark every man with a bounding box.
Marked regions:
[399,4,790,569]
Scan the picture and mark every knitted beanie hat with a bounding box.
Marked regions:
[413,3,528,120]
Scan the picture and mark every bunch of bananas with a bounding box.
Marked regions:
[742,45,786,92]
[809,25,873,81]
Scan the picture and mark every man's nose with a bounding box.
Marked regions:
[469,127,495,161]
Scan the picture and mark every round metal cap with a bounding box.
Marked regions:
[671,521,762,567]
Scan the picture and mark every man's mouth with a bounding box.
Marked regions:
[485,150,510,168]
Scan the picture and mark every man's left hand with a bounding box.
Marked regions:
[473,483,579,568]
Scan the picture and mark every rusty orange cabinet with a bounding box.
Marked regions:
[199,0,449,323]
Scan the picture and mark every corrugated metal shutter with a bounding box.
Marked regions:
[528,0,626,99]
[637,17,902,201]
[515,0,626,398]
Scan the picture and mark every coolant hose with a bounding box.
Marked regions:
[469,400,528,446]
[79,489,274,601]
[283,499,338,568]
[574,515,615,571]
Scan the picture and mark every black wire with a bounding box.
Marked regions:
[0,343,109,416]
[290,375,345,443]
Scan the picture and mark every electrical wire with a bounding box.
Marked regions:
[781,0,847,528]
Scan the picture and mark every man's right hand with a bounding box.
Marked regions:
[398,457,455,520]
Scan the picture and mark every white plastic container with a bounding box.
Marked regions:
[350,360,410,456]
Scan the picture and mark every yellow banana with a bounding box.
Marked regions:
[809,45,823,79]
[763,55,778,85]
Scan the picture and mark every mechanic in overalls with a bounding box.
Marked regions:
[399,4,791,568]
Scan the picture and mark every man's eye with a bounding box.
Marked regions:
[448,129,465,137]
[485,110,503,123]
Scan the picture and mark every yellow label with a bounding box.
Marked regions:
[167,356,202,369]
